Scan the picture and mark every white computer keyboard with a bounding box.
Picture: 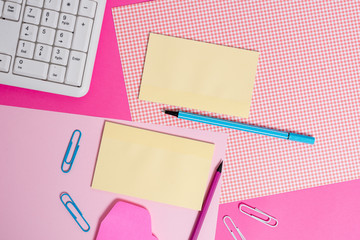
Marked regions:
[0,0,106,97]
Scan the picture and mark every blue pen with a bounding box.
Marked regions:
[164,110,315,144]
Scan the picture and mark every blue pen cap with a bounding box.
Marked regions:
[288,133,315,144]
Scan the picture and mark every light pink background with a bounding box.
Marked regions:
[0,105,227,240]
[216,180,360,240]
[0,0,153,120]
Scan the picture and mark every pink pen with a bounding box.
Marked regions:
[190,161,223,240]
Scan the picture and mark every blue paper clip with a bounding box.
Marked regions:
[60,192,90,232]
[61,130,81,173]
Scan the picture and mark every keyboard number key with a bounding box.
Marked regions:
[27,0,44,8]
[58,13,76,32]
[2,2,21,21]
[34,44,52,62]
[0,54,12,73]
[38,27,56,45]
[17,40,35,58]
[61,0,79,15]
[72,17,93,52]
[20,24,39,42]
[65,51,86,86]
[41,10,59,28]
[78,0,97,18]
[51,47,69,65]
[44,0,61,11]
[13,58,49,80]
[48,65,66,83]
[23,6,42,25]
[55,30,73,48]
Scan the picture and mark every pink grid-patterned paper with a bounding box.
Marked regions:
[112,0,360,203]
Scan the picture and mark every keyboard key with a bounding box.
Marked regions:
[34,44,52,62]
[2,2,21,21]
[44,0,61,11]
[20,23,39,42]
[58,13,76,32]
[17,40,35,58]
[23,6,42,25]
[37,27,56,45]
[0,54,11,73]
[78,0,96,18]
[27,0,43,7]
[48,65,66,83]
[55,30,73,48]
[8,0,22,3]
[72,16,93,52]
[61,0,79,15]
[0,1,4,18]
[51,47,69,65]
[13,58,49,79]
[65,51,86,86]
[41,10,59,28]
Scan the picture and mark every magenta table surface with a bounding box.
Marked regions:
[216,179,360,240]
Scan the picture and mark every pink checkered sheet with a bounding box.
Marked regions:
[112,0,360,203]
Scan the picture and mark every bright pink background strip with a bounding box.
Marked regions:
[216,179,360,240]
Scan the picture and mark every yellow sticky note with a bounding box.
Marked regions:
[92,121,215,210]
[139,33,259,118]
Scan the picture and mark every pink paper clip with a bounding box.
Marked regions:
[239,203,278,227]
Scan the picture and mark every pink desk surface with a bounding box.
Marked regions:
[216,179,360,240]
[0,105,227,240]
[0,0,151,120]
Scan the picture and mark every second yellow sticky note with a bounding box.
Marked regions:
[92,121,215,210]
